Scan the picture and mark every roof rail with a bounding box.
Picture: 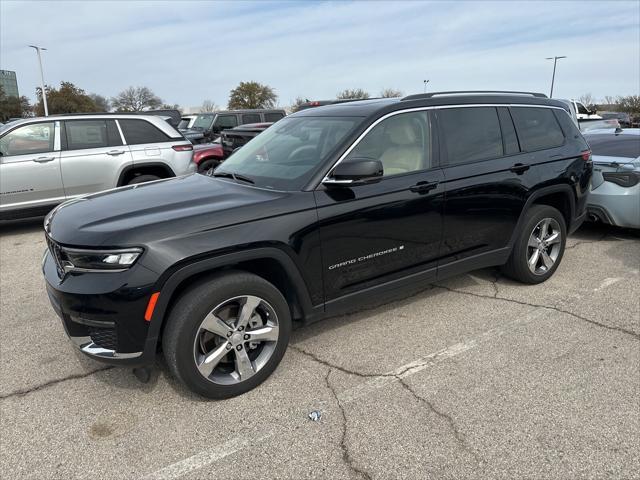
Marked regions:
[401,90,548,101]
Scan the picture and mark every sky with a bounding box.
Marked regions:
[1,0,639,109]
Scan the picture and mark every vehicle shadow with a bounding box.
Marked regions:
[0,216,45,236]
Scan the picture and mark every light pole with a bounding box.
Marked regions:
[545,56,566,98]
[423,79,430,93]
[28,45,49,116]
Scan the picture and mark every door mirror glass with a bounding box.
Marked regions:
[324,158,383,186]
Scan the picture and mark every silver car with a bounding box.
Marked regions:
[0,114,196,220]
[584,128,640,229]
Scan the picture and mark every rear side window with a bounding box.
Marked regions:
[265,112,285,122]
[119,119,170,144]
[439,107,503,164]
[64,120,122,150]
[511,107,564,151]
[215,115,238,129]
[241,114,261,125]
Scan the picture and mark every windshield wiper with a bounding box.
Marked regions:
[212,171,255,184]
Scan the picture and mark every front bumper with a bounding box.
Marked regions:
[44,250,159,366]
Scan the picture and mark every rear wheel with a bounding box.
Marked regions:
[502,205,567,284]
[163,272,291,399]
[127,174,160,185]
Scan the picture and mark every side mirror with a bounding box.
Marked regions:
[323,158,383,187]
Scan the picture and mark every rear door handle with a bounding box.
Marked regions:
[106,150,125,156]
[410,181,439,194]
[33,156,55,163]
[509,163,530,174]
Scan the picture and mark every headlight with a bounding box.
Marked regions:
[61,247,143,272]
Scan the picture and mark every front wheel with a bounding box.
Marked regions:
[162,272,291,399]
[502,205,567,284]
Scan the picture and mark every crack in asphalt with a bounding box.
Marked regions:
[0,366,114,400]
[395,377,483,466]
[324,369,373,480]
[434,285,640,341]
[290,345,393,378]
[565,232,609,250]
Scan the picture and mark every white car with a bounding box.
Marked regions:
[0,114,196,220]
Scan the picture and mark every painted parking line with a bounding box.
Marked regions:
[145,308,545,480]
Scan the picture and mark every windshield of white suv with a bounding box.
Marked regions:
[215,116,360,190]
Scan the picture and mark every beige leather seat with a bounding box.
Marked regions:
[379,117,424,176]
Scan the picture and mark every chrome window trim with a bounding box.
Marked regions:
[320,103,568,184]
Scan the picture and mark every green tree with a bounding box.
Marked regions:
[89,93,110,112]
[0,86,31,121]
[380,88,403,98]
[228,81,277,109]
[34,82,99,116]
[111,86,162,111]
[336,88,370,100]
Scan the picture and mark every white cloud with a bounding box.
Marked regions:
[1,0,638,107]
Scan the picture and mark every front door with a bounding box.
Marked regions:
[0,121,64,214]
[315,110,444,306]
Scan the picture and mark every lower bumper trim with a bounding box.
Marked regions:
[69,335,143,360]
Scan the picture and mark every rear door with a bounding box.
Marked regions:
[118,118,174,171]
[0,121,64,213]
[435,106,538,270]
[60,119,132,198]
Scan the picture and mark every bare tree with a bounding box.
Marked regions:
[111,86,162,112]
[380,88,403,98]
[578,93,595,108]
[603,95,616,106]
[616,95,640,114]
[200,100,218,112]
[289,96,309,113]
[336,88,370,100]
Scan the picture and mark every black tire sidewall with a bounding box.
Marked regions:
[198,159,219,173]
[509,205,567,284]
[164,273,292,399]
[128,174,160,185]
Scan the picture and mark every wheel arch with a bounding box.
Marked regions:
[117,162,176,186]
[144,248,315,353]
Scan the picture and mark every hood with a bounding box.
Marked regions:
[47,174,293,247]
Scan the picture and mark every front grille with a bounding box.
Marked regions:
[46,235,65,277]
[88,327,118,351]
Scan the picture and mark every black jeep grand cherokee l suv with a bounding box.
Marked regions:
[43,91,592,398]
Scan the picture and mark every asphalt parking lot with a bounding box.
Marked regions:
[0,219,638,480]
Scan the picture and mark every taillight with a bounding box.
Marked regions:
[602,172,640,188]
[581,149,592,162]
[172,144,193,152]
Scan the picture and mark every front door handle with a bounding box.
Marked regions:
[106,150,125,156]
[33,156,55,163]
[410,181,439,194]
[509,163,530,174]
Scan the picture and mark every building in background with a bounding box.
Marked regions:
[0,70,19,97]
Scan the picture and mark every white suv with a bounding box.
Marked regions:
[0,114,196,219]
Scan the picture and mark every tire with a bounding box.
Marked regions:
[127,174,160,185]
[501,205,567,284]
[198,159,220,174]
[163,271,292,399]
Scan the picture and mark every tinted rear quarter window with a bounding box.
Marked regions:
[511,107,564,151]
[586,135,640,158]
[265,112,285,122]
[439,107,503,164]
[119,119,170,144]
[215,115,238,129]
[241,114,261,124]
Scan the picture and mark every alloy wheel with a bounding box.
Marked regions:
[193,295,279,385]
[526,217,562,275]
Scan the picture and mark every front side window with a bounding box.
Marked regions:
[217,116,359,190]
[119,119,169,144]
[0,122,55,157]
[345,111,431,176]
[192,115,214,130]
[241,114,261,125]
[439,107,503,164]
[511,107,565,151]
[576,103,590,115]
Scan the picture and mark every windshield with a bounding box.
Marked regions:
[215,116,360,190]
[193,115,215,130]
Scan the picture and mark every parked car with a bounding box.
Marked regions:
[570,99,602,120]
[220,122,273,157]
[584,129,640,228]
[182,110,286,143]
[193,142,225,173]
[42,91,591,398]
[580,119,621,132]
[0,114,195,220]
[599,112,632,128]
